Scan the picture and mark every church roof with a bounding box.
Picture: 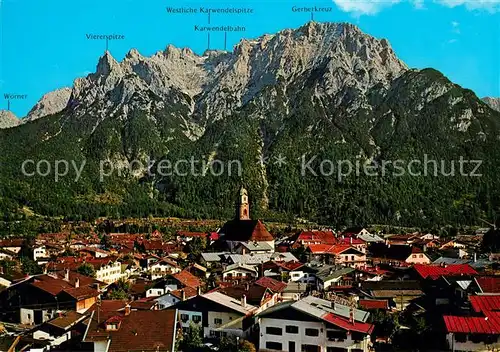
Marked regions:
[219,219,274,242]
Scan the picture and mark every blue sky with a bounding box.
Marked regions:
[0,0,499,117]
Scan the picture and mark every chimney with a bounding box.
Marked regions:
[245,283,250,291]
[350,237,353,245]
[125,304,131,316]
[474,253,477,263]
[64,268,70,281]
[75,278,80,288]
[241,294,247,308]
[197,286,202,296]
[349,307,355,324]
[181,289,186,301]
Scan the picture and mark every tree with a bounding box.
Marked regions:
[109,289,128,300]
[21,257,42,275]
[178,323,203,351]
[218,337,256,352]
[237,340,256,352]
[185,237,206,261]
[77,263,96,278]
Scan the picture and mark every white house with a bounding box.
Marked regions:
[258,296,373,352]
[172,291,257,338]
[223,263,258,282]
[33,245,47,261]
[91,260,122,284]
[149,259,181,280]
[155,287,197,309]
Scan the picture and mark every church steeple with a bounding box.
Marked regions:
[237,186,250,220]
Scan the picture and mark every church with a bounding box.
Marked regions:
[218,187,275,253]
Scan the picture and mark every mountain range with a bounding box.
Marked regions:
[1,21,499,227]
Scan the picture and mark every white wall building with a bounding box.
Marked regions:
[258,296,373,352]
[94,261,122,284]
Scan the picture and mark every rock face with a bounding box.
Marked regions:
[1,21,500,226]
[68,22,407,138]
[483,97,500,112]
[0,110,19,129]
[25,87,71,122]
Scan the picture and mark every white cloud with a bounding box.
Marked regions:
[437,0,500,11]
[413,0,426,9]
[332,0,401,15]
[331,0,500,14]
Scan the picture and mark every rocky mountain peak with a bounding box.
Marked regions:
[483,97,500,112]
[0,110,20,129]
[64,22,409,132]
[25,87,72,122]
[96,51,119,76]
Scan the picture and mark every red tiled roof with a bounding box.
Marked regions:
[358,299,389,310]
[306,244,334,253]
[170,287,198,300]
[172,270,202,289]
[106,316,124,324]
[177,231,207,238]
[443,315,500,334]
[255,277,287,293]
[85,310,176,352]
[307,244,360,255]
[62,286,99,300]
[88,300,128,313]
[470,295,500,314]
[476,277,500,294]
[0,239,24,247]
[293,231,337,247]
[130,300,157,310]
[338,237,366,246]
[323,313,374,334]
[31,276,73,296]
[274,261,304,271]
[413,264,478,280]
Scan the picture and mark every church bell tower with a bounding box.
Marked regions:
[237,186,250,220]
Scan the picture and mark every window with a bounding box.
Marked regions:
[351,255,355,261]
[286,325,299,334]
[327,348,348,352]
[455,333,467,343]
[419,254,423,258]
[412,254,417,258]
[305,328,319,337]
[327,330,347,340]
[266,327,283,335]
[302,345,320,352]
[192,315,201,323]
[181,314,189,323]
[214,318,223,325]
[266,342,283,350]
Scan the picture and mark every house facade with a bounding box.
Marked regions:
[258,296,373,352]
